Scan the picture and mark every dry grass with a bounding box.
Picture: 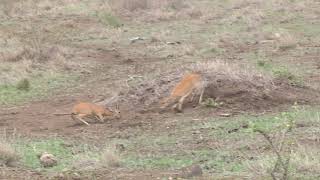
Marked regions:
[0,44,75,85]
[193,61,273,87]
[0,141,19,167]
[0,0,95,18]
[291,144,320,174]
[71,146,121,171]
[106,0,202,22]
[247,143,320,179]
[100,147,121,168]
[0,25,96,85]
[0,0,122,85]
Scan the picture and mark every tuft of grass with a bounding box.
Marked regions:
[100,147,122,168]
[16,78,30,91]
[97,12,123,28]
[0,141,20,167]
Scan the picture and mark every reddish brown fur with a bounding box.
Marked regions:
[160,73,205,112]
[71,102,120,126]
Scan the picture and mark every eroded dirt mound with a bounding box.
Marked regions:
[120,61,320,113]
[204,78,320,112]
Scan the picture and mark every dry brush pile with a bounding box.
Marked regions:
[119,61,319,112]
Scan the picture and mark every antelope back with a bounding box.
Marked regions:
[171,73,202,97]
[72,102,94,115]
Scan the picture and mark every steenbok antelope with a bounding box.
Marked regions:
[160,73,205,112]
[55,102,120,126]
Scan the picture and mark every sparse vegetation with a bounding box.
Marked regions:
[254,55,303,86]
[0,74,79,105]
[0,141,19,167]
[0,0,319,179]
[13,138,122,172]
[272,67,303,86]
[15,138,73,171]
[100,147,122,168]
[250,105,298,180]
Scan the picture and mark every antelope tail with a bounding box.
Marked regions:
[54,113,72,116]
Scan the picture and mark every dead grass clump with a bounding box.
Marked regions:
[100,147,121,168]
[0,141,19,167]
[71,147,121,171]
[119,61,274,111]
[273,31,298,51]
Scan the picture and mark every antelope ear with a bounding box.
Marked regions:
[104,105,112,111]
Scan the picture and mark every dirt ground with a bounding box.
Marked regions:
[1,48,319,140]
[1,47,320,179]
[1,0,320,179]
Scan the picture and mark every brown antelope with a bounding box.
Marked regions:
[160,72,205,112]
[55,102,120,126]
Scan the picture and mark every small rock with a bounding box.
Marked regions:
[219,113,231,117]
[167,54,174,58]
[39,152,58,168]
[166,41,181,45]
[129,37,145,43]
[180,164,203,178]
